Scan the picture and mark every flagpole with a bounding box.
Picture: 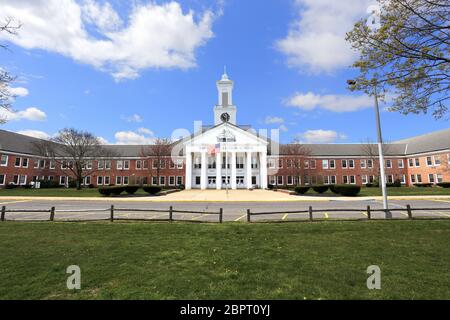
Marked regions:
[225,122,229,195]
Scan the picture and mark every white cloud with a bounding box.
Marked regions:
[9,87,29,97]
[0,107,47,121]
[296,129,346,144]
[265,116,284,124]
[279,124,288,132]
[16,129,50,140]
[276,0,374,73]
[0,0,216,80]
[122,114,143,123]
[115,128,155,145]
[285,92,373,112]
[97,136,109,145]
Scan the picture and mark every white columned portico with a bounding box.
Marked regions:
[216,152,222,190]
[231,151,237,190]
[200,151,207,190]
[260,151,267,189]
[246,152,252,189]
[185,150,192,189]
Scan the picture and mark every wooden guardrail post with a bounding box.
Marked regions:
[367,205,371,220]
[1,206,5,221]
[169,206,173,222]
[50,206,55,221]
[219,208,223,224]
[110,205,114,222]
[406,204,412,219]
[309,206,313,221]
[247,209,251,223]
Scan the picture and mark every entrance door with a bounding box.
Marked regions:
[208,176,216,189]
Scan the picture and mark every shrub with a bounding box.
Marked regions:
[142,186,162,195]
[331,185,361,196]
[312,185,329,194]
[414,183,433,187]
[329,185,339,194]
[98,187,113,196]
[68,180,77,188]
[110,186,125,195]
[38,180,61,189]
[365,183,374,188]
[125,186,139,194]
[437,182,450,188]
[267,184,274,190]
[294,186,310,194]
[5,183,18,189]
[177,184,185,190]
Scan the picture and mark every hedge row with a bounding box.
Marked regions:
[98,185,162,196]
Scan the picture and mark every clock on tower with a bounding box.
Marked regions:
[214,68,237,125]
[220,112,230,123]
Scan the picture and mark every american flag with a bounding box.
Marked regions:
[208,143,221,155]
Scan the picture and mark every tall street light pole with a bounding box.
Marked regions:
[347,79,391,219]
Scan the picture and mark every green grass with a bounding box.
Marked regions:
[299,186,450,197]
[1,220,450,299]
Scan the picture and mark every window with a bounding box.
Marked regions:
[15,157,21,167]
[342,160,348,169]
[348,160,355,169]
[304,160,309,169]
[322,160,328,169]
[408,158,414,167]
[22,158,29,168]
[387,175,394,184]
[401,175,406,184]
[343,176,349,184]
[361,159,366,169]
[123,176,129,185]
[116,176,122,185]
[38,159,45,169]
[84,176,91,185]
[48,176,54,181]
[177,176,183,186]
[152,176,158,185]
[97,176,103,186]
[417,174,422,183]
[0,174,5,185]
[1,155,8,166]
[437,174,443,183]
[136,160,142,170]
[177,159,183,169]
[160,176,165,186]
[367,159,373,168]
[268,159,276,169]
[410,175,416,184]
[330,176,336,184]
[287,159,292,168]
[160,160,165,169]
[236,157,244,169]
[98,160,104,170]
[49,161,55,170]
[329,160,336,169]
[35,159,40,169]
[310,160,316,169]
[208,157,216,169]
[104,176,110,185]
[195,176,201,185]
[415,158,420,167]
[386,159,392,168]
[278,159,283,168]
[269,176,276,185]
[117,160,123,170]
[350,176,356,184]
[169,176,175,186]
[194,157,201,169]
[251,157,258,169]
[428,174,435,183]
[60,176,66,185]
[105,160,111,170]
[362,175,368,184]
[426,156,433,166]
[143,160,148,169]
[124,160,130,170]
[323,176,330,185]
[398,159,404,168]
[169,160,175,169]
[434,156,441,166]
[152,160,158,169]
[277,176,283,185]
[287,176,293,185]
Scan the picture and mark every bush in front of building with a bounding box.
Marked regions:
[294,186,310,194]
[142,186,162,195]
[98,186,126,196]
[125,186,139,194]
[413,183,433,187]
[330,185,361,196]
[386,179,402,187]
[312,185,329,194]
[38,180,62,189]
[437,182,450,188]
[98,187,113,196]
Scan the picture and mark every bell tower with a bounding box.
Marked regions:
[214,67,237,125]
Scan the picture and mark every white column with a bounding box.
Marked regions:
[216,152,222,190]
[246,152,252,189]
[185,151,192,189]
[201,151,207,190]
[231,151,237,190]
[260,151,268,189]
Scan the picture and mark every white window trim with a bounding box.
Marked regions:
[0,174,5,185]
[97,176,103,186]
[361,159,366,169]
[322,160,328,169]
[398,159,404,168]
[22,158,29,168]
[124,160,130,170]
[0,155,8,167]
[14,157,21,168]
[176,176,183,185]
[168,176,175,186]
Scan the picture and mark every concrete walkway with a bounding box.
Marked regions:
[1,189,450,202]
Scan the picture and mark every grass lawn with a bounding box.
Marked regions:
[1,220,449,299]
[299,186,450,197]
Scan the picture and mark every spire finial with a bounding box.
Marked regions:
[224,65,227,75]
[221,65,229,80]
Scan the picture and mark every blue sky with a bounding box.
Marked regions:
[0,0,448,144]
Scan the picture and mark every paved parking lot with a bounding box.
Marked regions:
[1,198,450,222]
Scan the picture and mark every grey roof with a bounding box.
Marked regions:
[393,128,450,155]
[0,127,449,157]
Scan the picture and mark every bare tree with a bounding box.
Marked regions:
[33,128,116,190]
[283,142,312,186]
[360,138,392,183]
[0,18,21,123]
[141,138,173,185]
